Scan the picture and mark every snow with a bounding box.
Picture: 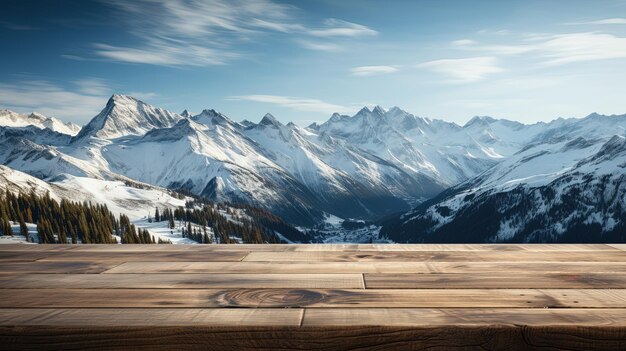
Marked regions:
[0,109,81,136]
[0,222,38,244]
[132,218,202,244]
[0,165,187,221]
[3,94,626,242]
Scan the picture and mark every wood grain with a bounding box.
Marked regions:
[0,260,118,274]
[303,308,626,326]
[62,244,295,252]
[3,288,623,308]
[0,273,364,289]
[0,308,303,326]
[425,261,626,273]
[364,272,626,289]
[33,251,249,262]
[2,325,626,351]
[104,261,626,274]
[102,261,432,274]
[2,244,626,350]
[244,250,626,262]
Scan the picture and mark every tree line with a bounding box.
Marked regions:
[0,190,163,244]
[149,202,284,244]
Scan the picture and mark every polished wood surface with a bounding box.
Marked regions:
[1,243,625,350]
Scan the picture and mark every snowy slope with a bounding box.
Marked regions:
[244,113,443,215]
[0,109,81,136]
[0,165,186,220]
[381,116,626,243]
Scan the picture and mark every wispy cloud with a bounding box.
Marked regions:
[297,40,344,52]
[565,18,626,25]
[418,57,504,83]
[94,42,235,66]
[451,38,533,55]
[351,65,398,76]
[92,0,377,66]
[308,19,377,37]
[251,19,306,33]
[539,32,626,65]
[0,80,109,123]
[73,78,111,96]
[227,95,353,114]
[94,0,292,66]
[453,32,626,65]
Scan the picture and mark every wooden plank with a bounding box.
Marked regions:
[243,250,626,262]
[63,243,615,252]
[364,273,626,289]
[608,244,626,251]
[302,308,626,326]
[3,324,626,351]
[425,261,626,274]
[0,261,118,274]
[0,308,626,327]
[539,289,626,308]
[292,244,618,251]
[32,251,249,262]
[0,273,364,289]
[63,244,295,252]
[102,261,432,274]
[516,244,619,251]
[0,308,303,326]
[349,244,618,252]
[104,261,626,274]
[0,244,74,251]
[0,251,47,261]
[2,288,625,308]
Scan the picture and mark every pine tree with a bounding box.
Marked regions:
[1,217,12,236]
[18,213,28,237]
[169,210,175,229]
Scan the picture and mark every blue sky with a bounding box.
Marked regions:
[2,0,626,125]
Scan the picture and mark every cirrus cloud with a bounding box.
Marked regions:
[418,57,504,83]
[227,94,354,114]
[90,0,378,66]
[350,65,398,76]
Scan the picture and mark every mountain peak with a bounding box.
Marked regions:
[191,108,234,127]
[465,116,497,127]
[73,95,182,141]
[259,113,282,127]
[355,106,371,116]
[108,94,138,105]
[372,105,385,115]
[0,109,81,136]
[181,109,192,118]
[307,122,320,130]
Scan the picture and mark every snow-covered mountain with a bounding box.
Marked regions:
[2,94,625,241]
[381,114,626,243]
[0,109,81,136]
[73,94,183,141]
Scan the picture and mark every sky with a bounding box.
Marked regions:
[2,0,626,126]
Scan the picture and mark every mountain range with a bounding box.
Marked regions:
[1,95,625,242]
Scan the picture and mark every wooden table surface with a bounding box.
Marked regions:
[1,243,626,350]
